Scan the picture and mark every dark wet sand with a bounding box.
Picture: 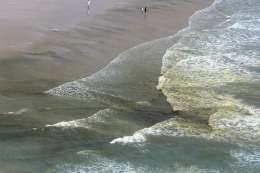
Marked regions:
[0,0,214,93]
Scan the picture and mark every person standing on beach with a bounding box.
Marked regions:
[145,7,147,14]
[141,6,144,13]
[88,0,90,8]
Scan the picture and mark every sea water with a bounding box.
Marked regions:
[1,0,260,172]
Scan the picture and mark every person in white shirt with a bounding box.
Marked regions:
[88,0,90,8]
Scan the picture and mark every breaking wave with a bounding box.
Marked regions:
[46,0,260,172]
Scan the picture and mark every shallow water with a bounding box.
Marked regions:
[2,0,260,172]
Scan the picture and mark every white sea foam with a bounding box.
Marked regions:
[51,29,62,32]
[45,109,113,129]
[45,108,143,138]
[110,132,146,145]
[48,150,153,173]
[230,147,260,169]
[157,0,260,145]
[227,22,246,30]
[46,119,89,129]
[175,166,220,173]
[4,108,29,115]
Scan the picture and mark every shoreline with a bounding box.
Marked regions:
[0,0,214,92]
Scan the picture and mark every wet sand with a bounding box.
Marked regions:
[0,0,121,48]
[0,0,214,93]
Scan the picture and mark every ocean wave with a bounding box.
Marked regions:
[45,36,177,103]
[45,0,260,146]
[42,0,260,172]
[158,0,260,145]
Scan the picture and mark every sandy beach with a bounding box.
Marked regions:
[0,0,121,48]
[0,0,214,93]
[2,1,260,172]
